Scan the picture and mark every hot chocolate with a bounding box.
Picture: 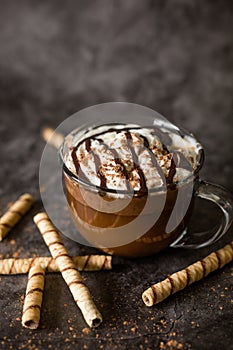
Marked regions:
[62,123,202,257]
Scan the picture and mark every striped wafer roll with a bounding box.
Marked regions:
[22,265,45,329]
[41,127,64,149]
[33,212,103,328]
[0,255,112,274]
[142,241,233,307]
[0,193,34,241]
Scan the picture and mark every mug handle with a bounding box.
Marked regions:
[171,179,233,249]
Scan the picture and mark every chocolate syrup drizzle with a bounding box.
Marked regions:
[70,125,191,195]
[139,133,167,187]
[166,153,178,184]
[124,131,148,195]
[71,148,89,183]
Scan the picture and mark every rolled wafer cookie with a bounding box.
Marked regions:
[41,127,64,149]
[142,241,233,307]
[0,193,34,241]
[33,212,103,328]
[22,265,45,329]
[0,255,112,274]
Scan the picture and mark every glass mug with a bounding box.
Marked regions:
[59,104,233,257]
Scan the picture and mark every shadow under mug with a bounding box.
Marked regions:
[60,128,233,258]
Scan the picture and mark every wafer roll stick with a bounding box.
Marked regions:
[0,255,112,274]
[22,265,45,329]
[33,212,103,328]
[41,127,64,149]
[142,241,233,307]
[0,193,34,241]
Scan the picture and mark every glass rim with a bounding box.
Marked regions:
[59,125,204,195]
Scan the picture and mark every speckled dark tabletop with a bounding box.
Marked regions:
[0,1,233,349]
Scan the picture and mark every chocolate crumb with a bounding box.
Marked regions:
[82,327,91,335]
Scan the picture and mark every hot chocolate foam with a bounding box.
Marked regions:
[64,124,201,193]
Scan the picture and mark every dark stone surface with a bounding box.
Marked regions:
[0,1,233,349]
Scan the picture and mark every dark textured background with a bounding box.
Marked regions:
[0,1,233,349]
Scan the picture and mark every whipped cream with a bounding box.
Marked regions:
[64,124,201,192]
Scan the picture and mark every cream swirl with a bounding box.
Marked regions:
[64,124,201,193]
